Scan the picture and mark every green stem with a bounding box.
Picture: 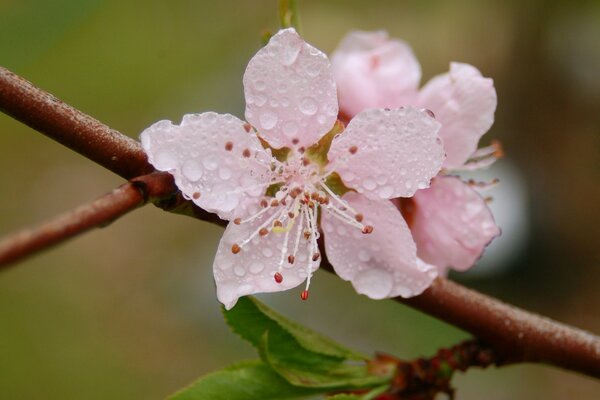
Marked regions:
[279,0,301,32]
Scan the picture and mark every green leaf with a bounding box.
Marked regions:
[260,331,390,389]
[327,385,390,400]
[168,360,322,400]
[225,296,364,360]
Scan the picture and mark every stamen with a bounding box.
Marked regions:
[274,272,283,283]
[319,181,359,215]
[362,225,374,234]
[192,192,201,199]
[231,243,241,254]
[233,218,241,225]
[348,145,358,154]
[242,149,251,158]
[355,213,364,222]
[225,141,233,151]
[301,290,309,301]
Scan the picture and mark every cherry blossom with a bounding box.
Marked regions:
[332,30,501,273]
[141,28,445,309]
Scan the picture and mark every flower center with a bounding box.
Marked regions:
[230,149,373,300]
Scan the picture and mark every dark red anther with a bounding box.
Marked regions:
[301,290,309,301]
[362,225,374,234]
[274,272,283,283]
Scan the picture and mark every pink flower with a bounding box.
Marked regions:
[332,31,501,273]
[140,29,445,309]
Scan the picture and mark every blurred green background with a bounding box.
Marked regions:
[1,0,599,398]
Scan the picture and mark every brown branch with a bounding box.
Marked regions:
[0,67,152,179]
[1,66,599,379]
[362,339,498,399]
[397,279,600,378]
[0,172,176,268]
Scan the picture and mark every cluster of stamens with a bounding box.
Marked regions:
[228,150,373,301]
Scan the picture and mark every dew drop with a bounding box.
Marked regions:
[254,94,267,106]
[282,120,299,137]
[343,171,355,182]
[249,262,264,274]
[299,97,318,116]
[155,150,177,170]
[405,180,413,190]
[202,156,218,171]
[354,269,393,299]
[358,250,371,262]
[280,41,301,66]
[363,179,377,191]
[255,80,266,91]
[262,248,274,258]
[399,168,407,176]
[234,266,246,277]
[378,185,393,198]
[417,181,428,190]
[182,160,203,181]
[259,111,278,129]
[218,167,232,180]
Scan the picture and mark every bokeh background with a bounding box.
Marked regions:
[1,0,599,398]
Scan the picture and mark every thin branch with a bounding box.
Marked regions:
[1,66,599,378]
[360,339,498,399]
[0,67,152,179]
[397,278,600,378]
[0,172,174,268]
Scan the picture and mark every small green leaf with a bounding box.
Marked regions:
[305,120,345,168]
[326,395,363,400]
[261,331,390,389]
[168,360,322,400]
[225,296,364,360]
[326,384,390,400]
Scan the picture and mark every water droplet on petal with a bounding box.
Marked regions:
[259,111,278,129]
[363,179,377,191]
[280,41,301,66]
[203,156,218,171]
[155,150,177,169]
[378,185,393,198]
[405,180,413,190]
[417,181,428,190]
[234,266,246,277]
[354,269,393,299]
[249,262,264,274]
[255,80,266,91]
[218,166,232,180]
[358,250,371,262]
[262,248,273,258]
[282,120,299,137]
[182,159,203,181]
[299,97,318,116]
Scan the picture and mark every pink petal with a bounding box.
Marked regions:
[417,63,497,169]
[243,28,338,149]
[322,192,437,299]
[328,107,444,199]
[411,176,501,271]
[331,31,421,118]
[213,209,312,310]
[140,112,273,220]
